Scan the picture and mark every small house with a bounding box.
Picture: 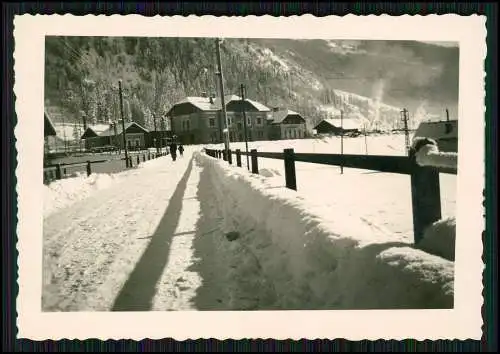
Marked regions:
[44,110,57,159]
[81,124,113,151]
[81,121,150,151]
[412,119,458,152]
[267,108,307,140]
[314,118,361,136]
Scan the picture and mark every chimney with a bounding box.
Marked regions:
[446,108,450,122]
[209,95,214,104]
[201,91,207,98]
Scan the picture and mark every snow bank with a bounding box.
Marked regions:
[195,152,454,309]
[416,217,456,261]
[43,156,168,218]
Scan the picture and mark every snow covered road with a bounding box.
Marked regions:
[42,144,455,311]
[43,151,275,311]
[43,154,205,311]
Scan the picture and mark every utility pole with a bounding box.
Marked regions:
[216,38,230,155]
[364,123,368,155]
[340,109,344,174]
[118,80,129,167]
[240,84,250,170]
[401,108,410,155]
[152,111,159,153]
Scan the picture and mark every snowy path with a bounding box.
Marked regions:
[43,152,272,311]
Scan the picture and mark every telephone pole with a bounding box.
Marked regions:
[401,108,410,155]
[216,38,230,155]
[118,80,129,167]
[240,84,250,170]
[340,109,344,175]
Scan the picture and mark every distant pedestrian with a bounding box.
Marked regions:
[169,141,177,161]
[178,144,184,157]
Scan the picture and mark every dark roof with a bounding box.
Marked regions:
[314,118,362,131]
[167,95,271,116]
[99,121,149,137]
[270,109,305,124]
[81,124,111,139]
[44,110,57,136]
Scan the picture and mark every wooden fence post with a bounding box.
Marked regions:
[143,154,146,162]
[228,149,233,165]
[55,164,62,180]
[86,161,91,177]
[251,149,259,174]
[222,150,227,161]
[236,149,242,167]
[129,156,133,167]
[218,150,222,159]
[137,155,140,165]
[410,152,442,244]
[284,148,297,191]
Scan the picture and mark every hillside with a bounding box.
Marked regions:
[44,37,458,133]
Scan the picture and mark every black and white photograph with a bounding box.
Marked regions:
[15,14,485,340]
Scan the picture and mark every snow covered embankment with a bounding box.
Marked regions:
[196,152,454,309]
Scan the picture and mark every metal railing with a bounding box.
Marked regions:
[43,151,168,185]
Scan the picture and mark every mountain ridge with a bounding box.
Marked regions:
[44,37,459,133]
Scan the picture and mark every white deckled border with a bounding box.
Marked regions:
[13,14,486,341]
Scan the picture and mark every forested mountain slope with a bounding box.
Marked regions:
[44,36,458,132]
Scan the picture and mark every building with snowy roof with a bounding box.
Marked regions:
[81,121,150,151]
[267,108,307,140]
[313,118,362,136]
[166,93,272,144]
[412,119,458,153]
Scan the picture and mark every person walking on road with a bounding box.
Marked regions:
[178,144,184,157]
[169,137,178,161]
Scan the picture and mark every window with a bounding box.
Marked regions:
[257,118,262,125]
[209,118,215,127]
[237,122,242,130]
[247,117,251,126]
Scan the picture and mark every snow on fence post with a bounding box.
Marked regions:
[86,161,91,177]
[251,149,259,174]
[55,164,62,180]
[228,149,233,165]
[409,138,450,244]
[236,149,242,167]
[284,148,297,191]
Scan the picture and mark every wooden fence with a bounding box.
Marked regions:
[204,147,458,244]
[43,151,168,185]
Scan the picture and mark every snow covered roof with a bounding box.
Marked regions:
[413,120,458,141]
[168,95,271,115]
[99,121,150,137]
[270,109,305,124]
[316,118,362,130]
[81,124,112,139]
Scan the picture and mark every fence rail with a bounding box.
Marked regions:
[43,151,168,185]
[204,146,457,244]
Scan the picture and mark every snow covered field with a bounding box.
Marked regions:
[42,135,456,311]
[204,134,457,240]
